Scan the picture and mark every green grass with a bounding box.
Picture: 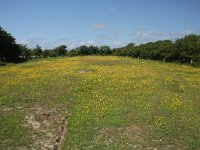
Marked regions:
[0,56,199,149]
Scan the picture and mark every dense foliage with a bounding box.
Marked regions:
[0,26,199,65]
[68,45,112,56]
[0,27,20,61]
[113,35,200,65]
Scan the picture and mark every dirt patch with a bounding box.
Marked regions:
[2,107,13,112]
[53,119,67,150]
[25,114,41,129]
[78,69,96,74]
[24,106,67,150]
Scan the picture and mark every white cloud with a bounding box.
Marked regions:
[19,40,28,45]
[66,40,98,49]
[167,29,199,38]
[168,32,179,36]
[67,43,77,49]
[88,24,106,29]
[17,37,68,49]
[132,37,159,45]
[182,29,196,35]
[18,37,47,48]
[18,37,98,50]
[79,40,96,46]
[135,30,155,37]
[111,41,127,48]
[54,38,68,46]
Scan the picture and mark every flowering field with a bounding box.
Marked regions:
[0,56,199,149]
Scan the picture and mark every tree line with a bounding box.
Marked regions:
[113,35,200,65]
[0,26,200,65]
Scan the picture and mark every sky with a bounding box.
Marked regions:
[0,0,200,49]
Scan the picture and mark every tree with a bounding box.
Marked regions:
[125,43,135,57]
[42,49,52,57]
[0,26,20,61]
[19,44,31,59]
[99,46,111,55]
[79,45,89,55]
[54,45,67,56]
[68,48,79,56]
[88,46,98,55]
[174,34,200,63]
[32,44,42,57]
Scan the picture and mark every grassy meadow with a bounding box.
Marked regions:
[0,56,200,149]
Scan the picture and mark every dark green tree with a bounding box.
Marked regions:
[79,45,89,55]
[88,46,98,55]
[174,34,200,63]
[54,45,67,56]
[0,26,20,61]
[99,46,111,55]
[32,44,42,57]
[19,44,31,59]
[68,48,79,56]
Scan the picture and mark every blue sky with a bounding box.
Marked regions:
[1,0,200,49]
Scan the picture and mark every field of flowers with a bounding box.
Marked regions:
[0,56,199,149]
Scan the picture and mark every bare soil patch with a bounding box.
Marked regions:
[24,106,67,150]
